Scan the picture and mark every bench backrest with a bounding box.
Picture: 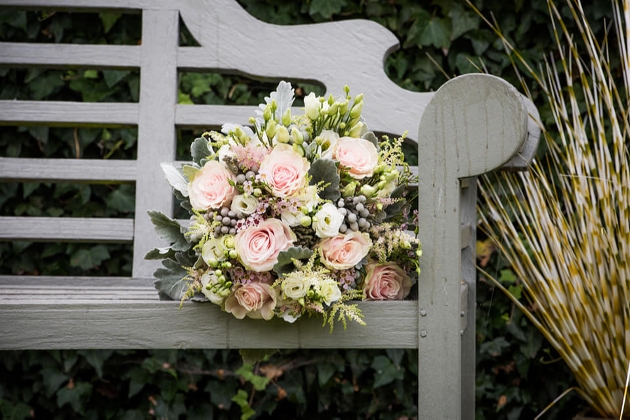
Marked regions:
[0,1,540,419]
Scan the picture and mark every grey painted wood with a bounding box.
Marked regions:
[416,74,529,420]
[0,158,136,182]
[0,2,541,419]
[0,101,138,126]
[460,180,478,420]
[0,42,140,68]
[0,217,134,242]
[0,298,418,349]
[132,9,179,278]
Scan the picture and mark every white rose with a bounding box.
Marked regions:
[318,129,339,159]
[200,272,227,305]
[281,210,302,227]
[304,92,320,120]
[231,194,259,217]
[313,202,344,238]
[319,279,342,305]
[202,236,229,264]
[281,276,311,300]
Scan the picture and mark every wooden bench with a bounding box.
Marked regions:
[0,1,540,418]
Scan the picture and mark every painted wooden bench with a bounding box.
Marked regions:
[0,1,540,419]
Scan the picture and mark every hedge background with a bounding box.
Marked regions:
[0,0,613,418]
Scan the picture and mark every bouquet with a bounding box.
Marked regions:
[147,81,421,331]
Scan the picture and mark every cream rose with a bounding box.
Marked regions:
[230,194,259,217]
[202,236,229,265]
[188,160,237,210]
[313,203,344,238]
[363,262,412,300]
[318,129,339,159]
[318,279,342,305]
[334,137,379,179]
[200,272,227,305]
[258,144,310,198]
[234,218,296,272]
[281,276,312,300]
[224,282,277,320]
[318,232,372,270]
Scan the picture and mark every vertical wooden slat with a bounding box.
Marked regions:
[460,178,478,420]
[133,9,179,278]
[416,74,529,420]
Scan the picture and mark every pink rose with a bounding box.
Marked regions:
[188,160,237,211]
[258,144,310,197]
[363,262,412,300]
[334,137,379,179]
[224,282,277,320]
[318,232,372,270]
[234,218,296,272]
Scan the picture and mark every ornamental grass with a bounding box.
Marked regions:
[474,0,630,417]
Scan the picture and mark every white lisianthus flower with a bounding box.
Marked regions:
[200,272,227,305]
[282,276,311,300]
[281,210,302,227]
[202,236,231,264]
[281,311,301,323]
[319,279,342,305]
[313,202,344,238]
[318,129,339,159]
[300,185,320,212]
[231,194,259,217]
[304,92,320,120]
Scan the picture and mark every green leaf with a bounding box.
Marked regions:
[144,247,176,260]
[238,349,279,365]
[507,284,523,299]
[40,367,69,398]
[99,12,121,33]
[178,91,194,105]
[125,367,147,398]
[419,17,451,50]
[449,3,479,40]
[56,381,92,413]
[205,378,238,410]
[231,389,256,420]
[69,245,110,270]
[236,363,271,391]
[309,0,347,19]
[147,210,189,251]
[371,355,404,388]
[28,72,64,100]
[0,400,32,420]
[106,185,135,213]
[317,362,336,386]
[0,10,27,30]
[191,137,212,165]
[272,246,313,277]
[102,70,130,88]
[78,349,113,378]
[83,69,99,79]
[308,158,340,201]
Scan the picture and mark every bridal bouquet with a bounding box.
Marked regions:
[147,81,421,331]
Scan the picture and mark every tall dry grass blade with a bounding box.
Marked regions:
[476,0,630,417]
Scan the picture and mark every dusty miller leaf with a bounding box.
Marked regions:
[273,247,314,276]
[147,210,189,252]
[153,253,194,301]
[191,137,212,165]
[308,158,340,201]
[160,163,188,197]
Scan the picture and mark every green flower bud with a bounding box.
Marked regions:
[214,269,222,276]
[327,102,339,116]
[348,121,364,137]
[253,188,262,197]
[350,101,363,119]
[360,184,376,197]
[265,120,277,139]
[385,170,399,181]
[300,216,312,227]
[229,250,238,259]
[339,100,349,115]
[282,108,292,126]
[292,143,305,156]
[291,127,303,144]
[263,105,272,121]
[342,182,358,197]
[207,258,219,268]
[276,125,290,143]
[327,94,335,105]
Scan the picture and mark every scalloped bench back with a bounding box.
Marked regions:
[0,1,540,419]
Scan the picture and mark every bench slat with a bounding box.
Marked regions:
[0,158,136,182]
[1,42,140,68]
[0,298,417,349]
[0,217,134,242]
[0,101,138,126]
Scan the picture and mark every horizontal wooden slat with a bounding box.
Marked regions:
[0,43,141,68]
[0,101,138,126]
[0,294,418,350]
[0,217,134,242]
[0,158,137,182]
